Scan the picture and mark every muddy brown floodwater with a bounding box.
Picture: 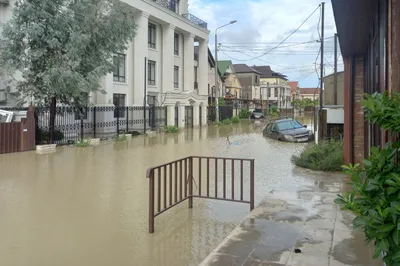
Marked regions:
[0,119,314,266]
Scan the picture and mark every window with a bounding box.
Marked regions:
[148,23,156,49]
[274,87,278,97]
[255,75,258,83]
[267,87,271,97]
[174,33,179,55]
[148,60,156,85]
[113,93,126,118]
[113,54,126,82]
[174,66,179,88]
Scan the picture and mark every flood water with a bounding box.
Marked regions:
[0,118,314,266]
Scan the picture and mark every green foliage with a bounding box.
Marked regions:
[165,126,180,133]
[291,139,344,171]
[218,97,225,107]
[222,118,233,125]
[231,116,240,124]
[292,98,318,110]
[335,92,400,265]
[116,134,128,141]
[74,139,90,147]
[268,106,280,118]
[38,129,64,142]
[239,109,250,119]
[0,0,137,107]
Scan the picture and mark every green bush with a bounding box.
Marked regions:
[335,92,400,265]
[238,109,250,119]
[221,118,232,125]
[116,134,128,141]
[165,126,180,133]
[38,129,64,142]
[74,139,90,147]
[291,139,344,171]
[231,116,240,124]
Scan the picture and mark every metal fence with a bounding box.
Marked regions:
[146,156,255,233]
[207,106,234,122]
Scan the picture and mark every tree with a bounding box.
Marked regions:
[0,0,136,141]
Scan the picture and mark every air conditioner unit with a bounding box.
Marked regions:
[0,90,6,102]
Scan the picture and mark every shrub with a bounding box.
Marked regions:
[116,134,128,141]
[165,126,180,133]
[38,129,64,143]
[335,92,400,265]
[221,118,233,125]
[239,109,250,119]
[291,139,344,171]
[74,139,90,147]
[231,116,240,124]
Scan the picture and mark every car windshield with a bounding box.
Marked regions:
[276,120,304,131]
[253,109,262,113]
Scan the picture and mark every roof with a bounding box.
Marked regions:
[251,65,288,80]
[232,64,261,74]
[288,81,299,94]
[332,0,378,56]
[217,60,233,76]
[299,88,320,95]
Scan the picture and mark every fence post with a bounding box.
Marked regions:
[148,169,155,233]
[116,106,120,136]
[250,159,255,211]
[80,110,84,141]
[126,107,129,133]
[188,157,193,209]
[93,107,97,138]
[144,107,147,134]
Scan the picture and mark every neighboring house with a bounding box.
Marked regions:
[288,81,300,101]
[194,46,223,104]
[323,71,344,106]
[332,0,396,164]
[232,64,260,104]
[217,60,242,99]
[0,0,210,127]
[253,65,292,110]
[298,88,320,101]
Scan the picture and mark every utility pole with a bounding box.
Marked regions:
[319,2,325,142]
[334,33,338,105]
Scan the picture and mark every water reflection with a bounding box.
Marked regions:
[0,117,316,266]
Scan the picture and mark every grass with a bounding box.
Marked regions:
[213,116,240,126]
[291,139,344,171]
[116,134,128,141]
[74,139,90,147]
[165,126,180,133]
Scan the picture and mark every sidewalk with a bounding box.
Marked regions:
[200,172,382,266]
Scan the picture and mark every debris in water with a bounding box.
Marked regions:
[294,248,302,253]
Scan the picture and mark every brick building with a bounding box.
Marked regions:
[332,0,400,164]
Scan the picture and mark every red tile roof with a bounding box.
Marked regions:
[288,81,299,94]
[299,88,320,95]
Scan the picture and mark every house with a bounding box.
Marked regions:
[288,81,300,101]
[194,46,223,105]
[298,88,320,101]
[253,66,292,110]
[331,0,395,164]
[232,64,260,107]
[217,61,242,100]
[0,0,210,128]
[323,71,344,106]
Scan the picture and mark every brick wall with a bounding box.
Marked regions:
[353,57,365,163]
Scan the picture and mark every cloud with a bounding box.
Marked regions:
[188,0,343,87]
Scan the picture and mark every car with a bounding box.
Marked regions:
[263,118,314,142]
[250,108,265,119]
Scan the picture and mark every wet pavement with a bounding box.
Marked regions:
[0,118,373,266]
[200,168,381,266]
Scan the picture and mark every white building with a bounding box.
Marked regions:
[0,0,210,128]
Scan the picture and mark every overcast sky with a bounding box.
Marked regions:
[189,0,344,88]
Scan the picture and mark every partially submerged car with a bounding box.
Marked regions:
[250,108,265,119]
[263,118,313,142]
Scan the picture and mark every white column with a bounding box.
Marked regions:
[162,24,175,94]
[193,104,199,127]
[201,104,207,126]
[178,105,185,128]
[197,39,208,96]
[166,105,175,126]
[133,12,149,105]
[183,33,195,91]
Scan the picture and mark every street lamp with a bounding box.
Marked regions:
[215,20,237,122]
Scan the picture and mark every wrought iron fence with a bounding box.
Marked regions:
[207,106,234,123]
[182,13,208,29]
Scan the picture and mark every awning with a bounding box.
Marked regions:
[331,0,378,56]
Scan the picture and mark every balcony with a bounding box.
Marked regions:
[182,13,208,29]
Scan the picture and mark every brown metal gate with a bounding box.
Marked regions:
[146,156,255,233]
[0,107,36,154]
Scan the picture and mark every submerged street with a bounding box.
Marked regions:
[0,120,320,266]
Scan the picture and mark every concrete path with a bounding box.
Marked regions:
[200,171,382,266]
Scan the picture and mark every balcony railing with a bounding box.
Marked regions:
[151,0,179,14]
[182,13,208,29]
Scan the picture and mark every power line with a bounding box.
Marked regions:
[221,4,321,62]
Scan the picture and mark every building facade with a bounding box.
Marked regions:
[331,0,399,164]
[217,60,242,100]
[232,64,260,102]
[0,0,210,128]
[323,71,344,106]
